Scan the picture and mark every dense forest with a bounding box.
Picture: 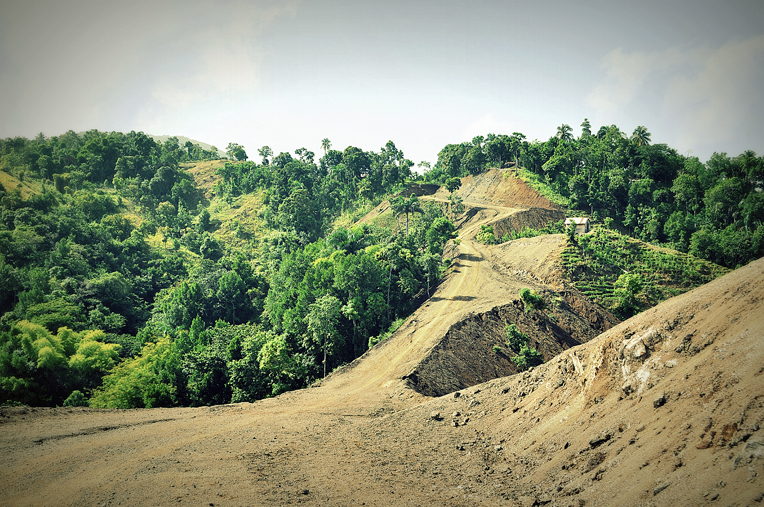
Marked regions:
[0,131,454,407]
[1,122,761,408]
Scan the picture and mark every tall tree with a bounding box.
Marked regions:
[556,124,574,143]
[258,146,273,165]
[395,194,423,236]
[631,126,651,146]
[580,118,592,138]
[445,177,461,194]
[321,138,331,155]
[226,143,247,161]
[305,295,342,378]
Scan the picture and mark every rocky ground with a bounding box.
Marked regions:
[1,172,762,507]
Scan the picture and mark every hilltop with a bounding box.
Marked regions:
[148,135,224,158]
[2,167,761,506]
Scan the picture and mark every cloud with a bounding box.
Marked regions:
[461,113,515,140]
[587,36,764,157]
[664,35,764,152]
[586,47,682,116]
[0,2,162,135]
[144,2,298,117]
[0,1,299,137]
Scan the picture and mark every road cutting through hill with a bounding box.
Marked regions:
[0,179,578,507]
[301,196,549,413]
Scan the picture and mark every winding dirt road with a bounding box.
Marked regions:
[1,188,567,506]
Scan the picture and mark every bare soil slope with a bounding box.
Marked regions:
[434,169,561,210]
[2,258,761,506]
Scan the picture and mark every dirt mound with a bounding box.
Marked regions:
[452,206,566,241]
[435,169,561,210]
[378,255,764,506]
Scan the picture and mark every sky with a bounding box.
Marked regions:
[1,0,763,167]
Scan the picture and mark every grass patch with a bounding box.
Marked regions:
[516,167,571,209]
[333,199,381,230]
[184,159,227,195]
[208,192,265,246]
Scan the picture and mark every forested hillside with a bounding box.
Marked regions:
[425,122,764,269]
[0,123,761,409]
[0,131,454,407]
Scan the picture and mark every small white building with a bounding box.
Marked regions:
[565,217,590,235]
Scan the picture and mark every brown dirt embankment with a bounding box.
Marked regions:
[435,168,561,211]
[406,287,619,397]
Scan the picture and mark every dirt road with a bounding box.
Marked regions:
[0,187,573,506]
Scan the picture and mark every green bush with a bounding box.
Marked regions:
[511,345,543,371]
[63,390,89,407]
[505,323,529,351]
[368,318,406,349]
[519,288,546,312]
[500,221,566,243]
[566,222,578,244]
[476,225,497,245]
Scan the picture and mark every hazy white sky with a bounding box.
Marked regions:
[1,0,763,165]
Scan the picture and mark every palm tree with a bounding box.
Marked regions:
[321,138,331,155]
[580,118,592,138]
[390,194,423,235]
[389,195,405,232]
[556,124,573,142]
[401,194,423,236]
[631,126,651,146]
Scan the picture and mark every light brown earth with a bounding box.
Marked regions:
[2,172,763,507]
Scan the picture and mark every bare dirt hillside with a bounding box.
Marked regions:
[358,169,563,232]
[434,169,561,211]
[1,172,762,507]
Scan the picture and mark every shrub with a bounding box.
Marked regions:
[63,390,89,407]
[566,221,578,244]
[505,323,529,351]
[368,318,406,349]
[476,225,497,245]
[511,345,543,371]
[519,288,546,312]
